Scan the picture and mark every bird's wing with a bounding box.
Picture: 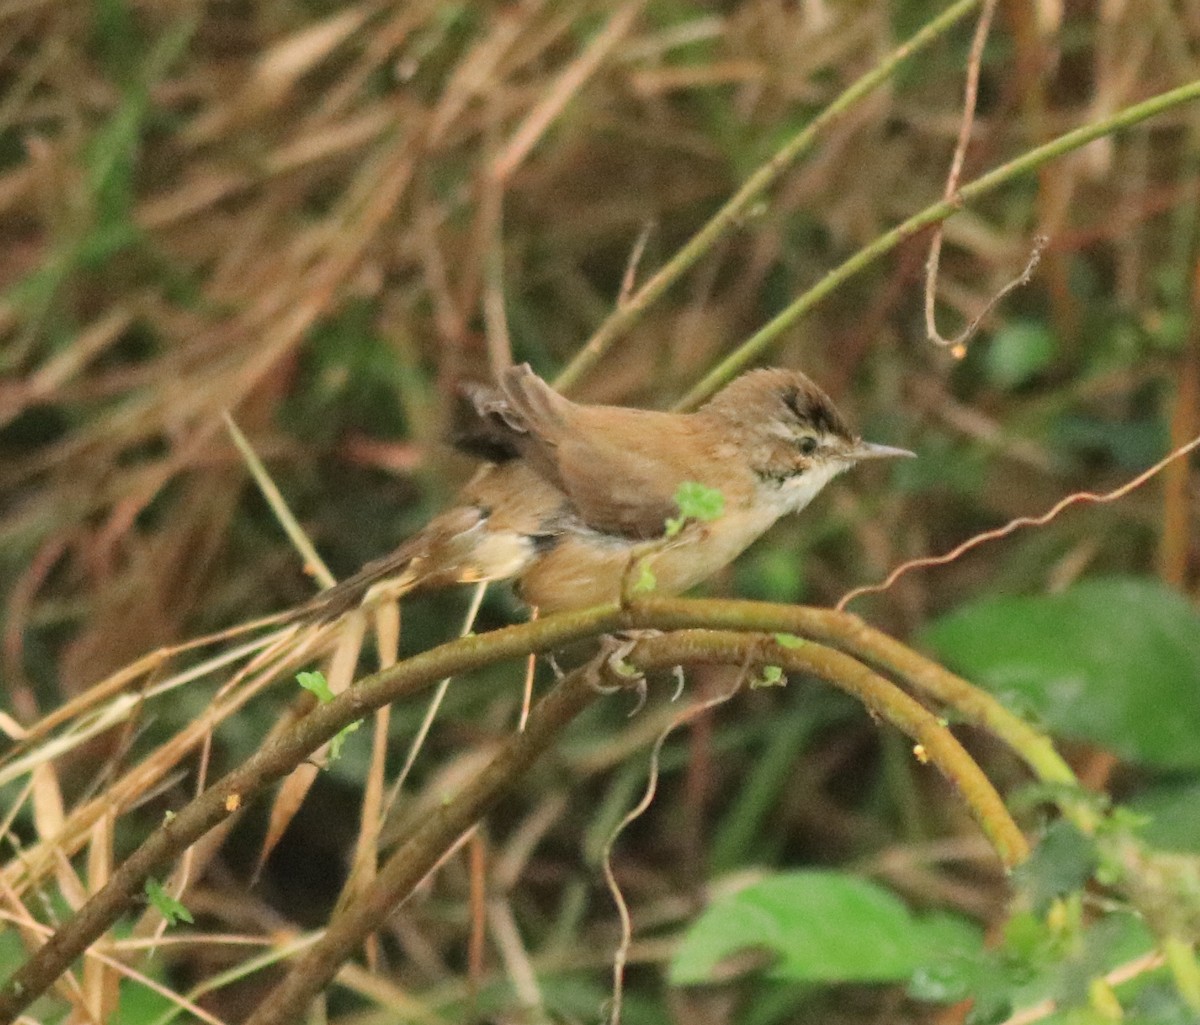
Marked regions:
[452,364,570,464]
[452,383,523,462]
[495,364,696,539]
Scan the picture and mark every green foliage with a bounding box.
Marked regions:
[296,670,334,704]
[632,560,657,594]
[1129,780,1200,853]
[734,545,806,602]
[911,911,1163,1024]
[284,299,417,444]
[750,664,785,688]
[114,982,177,1025]
[670,871,981,987]
[1013,821,1100,915]
[1051,414,1169,469]
[708,696,850,873]
[328,719,362,762]
[985,319,1057,390]
[143,878,192,926]
[921,578,1200,769]
[665,481,725,537]
[295,671,361,762]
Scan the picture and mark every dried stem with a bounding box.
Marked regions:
[0,604,625,1022]
[240,629,1023,1025]
[921,0,1042,356]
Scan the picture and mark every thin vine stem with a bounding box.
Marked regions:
[552,0,983,394]
[675,76,1200,410]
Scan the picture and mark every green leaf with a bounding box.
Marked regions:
[914,912,1159,1024]
[144,877,192,926]
[920,578,1200,769]
[670,871,981,986]
[1013,820,1099,914]
[773,633,805,649]
[329,719,362,762]
[1127,779,1200,853]
[985,319,1056,389]
[673,481,725,523]
[751,665,785,688]
[632,561,657,594]
[297,670,334,704]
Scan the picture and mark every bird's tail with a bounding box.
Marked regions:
[294,505,493,623]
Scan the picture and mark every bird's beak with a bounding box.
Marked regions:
[847,440,917,461]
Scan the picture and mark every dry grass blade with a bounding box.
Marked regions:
[81,813,117,1023]
[0,633,242,763]
[255,762,321,885]
[336,603,400,940]
[491,0,649,181]
[223,413,335,591]
[5,627,331,897]
[256,614,366,877]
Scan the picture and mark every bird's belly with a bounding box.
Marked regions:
[516,504,781,614]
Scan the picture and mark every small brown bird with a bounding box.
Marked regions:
[303,364,913,619]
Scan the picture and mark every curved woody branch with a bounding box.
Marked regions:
[240,628,1026,1025]
[0,598,1040,1022]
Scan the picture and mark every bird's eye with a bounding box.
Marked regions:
[798,436,818,455]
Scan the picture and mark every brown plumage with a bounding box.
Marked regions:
[301,364,912,619]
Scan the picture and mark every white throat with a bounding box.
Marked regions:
[773,460,846,516]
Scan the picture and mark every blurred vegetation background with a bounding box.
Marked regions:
[1,1,1199,1023]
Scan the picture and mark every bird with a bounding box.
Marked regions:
[300,364,914,621]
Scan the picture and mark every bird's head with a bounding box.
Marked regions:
[702,368,915,510]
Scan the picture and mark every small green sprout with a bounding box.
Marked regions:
[632,560,658,594]
[773,633,805,649]
[297,671,361,762]
[145,877,193,926]
[751,665,786,688]
[665,481,725,537]
[610,657,642,679]
[329,719,362,762]
[297,670,334,703]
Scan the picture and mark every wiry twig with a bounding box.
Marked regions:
[602,675,742,1025]
[927,235,1048,358]
[837,431,1200,611]
[922,0,1044,356]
